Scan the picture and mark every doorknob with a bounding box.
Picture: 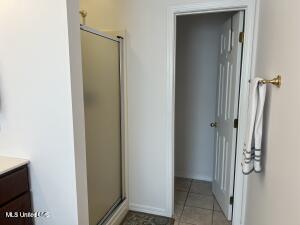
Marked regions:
[210,122,217,128]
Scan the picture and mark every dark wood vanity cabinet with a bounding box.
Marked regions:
[0,166,33,225]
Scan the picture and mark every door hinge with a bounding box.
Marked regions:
[239,32,244,43]
[230,196,234,205]
[234,119,238,128]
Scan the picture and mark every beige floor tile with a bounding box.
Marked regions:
[174,204,184,219]
[190,180,213,195]
[213,198,222,212]
[175,191,188,205]
[212,211,230,225]
[179,223,192,225]
[175,177,192,192]
[186,193,214,210]
[181,206,212,225]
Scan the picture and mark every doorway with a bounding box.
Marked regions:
[173,11,244,225]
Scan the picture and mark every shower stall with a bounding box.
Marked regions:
[80,25,125,225]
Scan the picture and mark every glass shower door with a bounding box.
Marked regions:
[80,27,123,225]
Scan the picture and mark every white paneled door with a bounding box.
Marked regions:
[212,11,244,220]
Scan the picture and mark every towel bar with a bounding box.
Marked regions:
[259,75,282,88]
[79,10,88,25]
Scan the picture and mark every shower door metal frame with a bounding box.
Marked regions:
[80,25,126,225]
[81,25,121,42]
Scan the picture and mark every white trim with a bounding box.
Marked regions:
[120,30,130,209]
[122,31,130,203]
[236,1,261,224]
[166,1,260,224]
[106,199,129,225]
[129,203,167,217]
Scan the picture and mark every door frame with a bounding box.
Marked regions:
[166,1,260,224]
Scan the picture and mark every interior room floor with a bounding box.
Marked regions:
[121,211,174,225]
[174,177,231,225]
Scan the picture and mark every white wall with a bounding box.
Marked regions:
[78,0,208,216]
[244,0,300,224]
[66,0,89,224]
[175,13,230,181]
[0,1,87,224]
[79,0,123,32]
[77,0,265,219]
[122,0,249,216]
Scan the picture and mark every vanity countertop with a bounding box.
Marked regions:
[0,156,29,176]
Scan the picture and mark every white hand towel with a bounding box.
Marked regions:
[242,78,266,174]
[253,81,266,172]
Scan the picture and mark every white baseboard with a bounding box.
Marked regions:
[129,203,168,217]
[106,199,129,225]
[175,171,213,182]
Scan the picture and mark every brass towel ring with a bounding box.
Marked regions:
[259,75,282,88]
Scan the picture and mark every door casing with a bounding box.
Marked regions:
[166,1,260,225]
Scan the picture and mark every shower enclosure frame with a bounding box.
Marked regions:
[80,24,126,225]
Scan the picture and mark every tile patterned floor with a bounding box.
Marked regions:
[121,211,174,225]
[174,177,231,225]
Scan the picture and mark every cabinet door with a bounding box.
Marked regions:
[0,167,29,206]
[0,192,33,225]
